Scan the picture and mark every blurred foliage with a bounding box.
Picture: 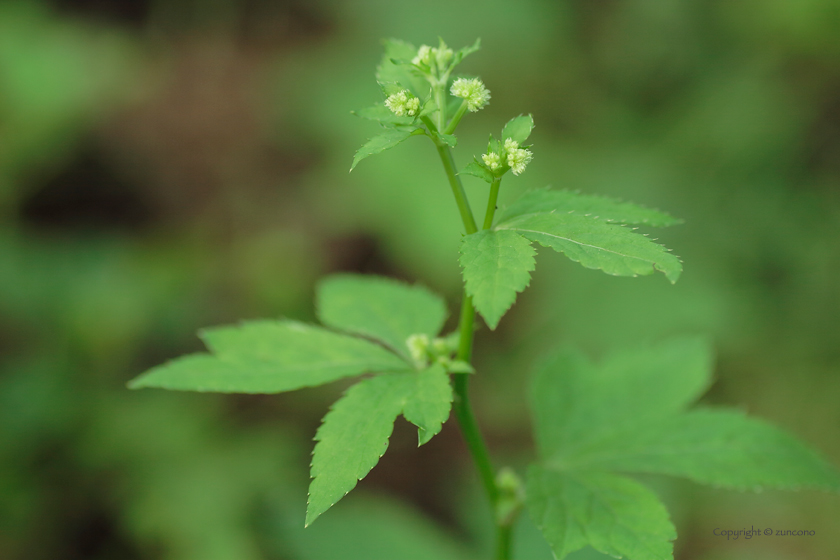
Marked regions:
[1,0,839,559]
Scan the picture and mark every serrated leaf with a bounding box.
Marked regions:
[460,159,494,184]
[497,188,681,227]
[460,230,536,330]
[316,274,447,360]
[307,368,453,525]
[566,409,840,492]
[451,37,481,68]
[128,320,409,393]
[353,104,415,126]
[376,39,429,99]
[527,467,675,560]
[351,127,418,171]
[402,364,453,445]
[497,212,682,283]
[532,338,712,458]
[501,114,535,145]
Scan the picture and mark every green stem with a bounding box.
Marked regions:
[434,81,448,131]
[483,178,502,230]
[436,145,514,560]
[443,99,469,135]
[435,145,477,234]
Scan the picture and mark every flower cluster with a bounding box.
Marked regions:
[450,78,491,112]
[385,89,420,117]
[412,43,453,71]
[504,139,533,176]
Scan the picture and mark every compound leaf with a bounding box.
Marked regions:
[351,127,419,171]
[129,320,409,394]
[527,466,675,560]
[497,188,681,228]
[568,409,840,492]
[501,114,535,145]
[307,367,453,525]
[497,212,682,283]
[317,274,447,360]
[460,229,536,330]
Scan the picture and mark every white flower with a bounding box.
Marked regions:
[412,44,453,70]
[450,78,491,112]
[482,152,502,171]
[504,138,519,152]
[385,89,420,117]
[506,147,533,176]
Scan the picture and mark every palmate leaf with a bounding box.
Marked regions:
[307,364,452,526]
[128,320,409,394]
[527,467,675,560]
[497,212,682,283]
[527,338,840,560]
[460,230,536,329]
[351,127,420,171]
[316,274,447,361]
[496,188,681,228]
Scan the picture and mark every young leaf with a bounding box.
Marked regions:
[351,127,419,171]
[497,188,681,228]
[376,39,428,98]
[497,212,682,283]
[531,338,712,458]
[402,363,453,445]
[460,159,494,184]
[460,230,536,329]
[440,133,457,147]
[569,409,840,492]
[527,467,675,560]
[316,274,447,361]
[501,114,535,145]
[129,320,410,394]
[307,367,453,525]
[352,104,415,126]
[451,38,481,68]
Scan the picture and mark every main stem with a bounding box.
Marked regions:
[434,141,513,560]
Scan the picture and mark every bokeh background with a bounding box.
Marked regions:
[1,1,839,559]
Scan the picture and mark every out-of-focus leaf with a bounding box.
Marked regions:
[351,127,419,171]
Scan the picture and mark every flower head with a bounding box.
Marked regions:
[385,89,420,117]
[505,142,533,176]
[450,78,491,112]
[406,333,430,367]
[482,152,502,171]
[412,45,433,66]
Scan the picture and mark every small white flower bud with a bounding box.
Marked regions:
[507,147,533,176]
[407,333,430,367]
[385,89,420,117]
[450,78,491,112]
[434,45,453,68]
[482,152,502,171]
[504,138,519,152]
[412,45,433,66]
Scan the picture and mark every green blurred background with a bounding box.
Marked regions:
[1,1,839,559]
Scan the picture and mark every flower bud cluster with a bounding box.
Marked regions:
[450,78,491,112]
[385,89,420,117]
[504,138,533,176]
[412,43,453,71]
